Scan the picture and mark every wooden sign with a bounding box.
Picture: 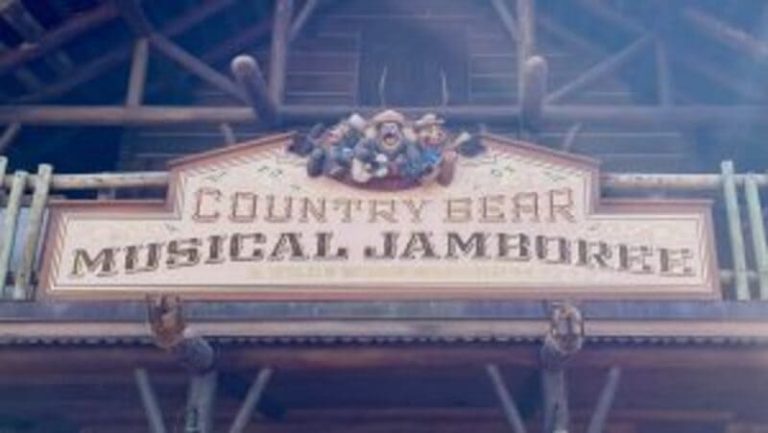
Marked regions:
[40,117,720,300]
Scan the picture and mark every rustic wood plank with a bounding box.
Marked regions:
[0,170,26,297]
[227,368,273,433]
[486,364,528,433]
[290,0,318,42]
[231,55,279,126]
[586,367,621,433]
[12,164,51,299]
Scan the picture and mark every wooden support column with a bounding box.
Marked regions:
[486,364,528,433]
[13,164,52,300]
[722,161,750,299]
[231,55,279,126]
[186,371,217,433]
[135,368,169,433]
[227,368,274,433]
[289,0,318,42]
[744,174,768,298]
[269,0,294,104]
[126,38,150,107]
[546,36,652,103]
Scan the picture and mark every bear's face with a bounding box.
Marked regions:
[377,121,405,154]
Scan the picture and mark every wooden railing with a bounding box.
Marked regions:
[0,155,767,301]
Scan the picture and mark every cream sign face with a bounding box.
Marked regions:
[40,132,720,300]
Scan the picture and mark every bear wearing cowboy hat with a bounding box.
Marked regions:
[351,110,422,184]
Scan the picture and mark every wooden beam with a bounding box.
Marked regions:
[586,367,621,433]
[0,170,26,297]
[2,104,768,127]
[491,0,519,43]
[546,35,653,103]
[149,34,245,102]
[269,0,294,104]
[0,0,73,74]
[683,8,768,62]
[0,3,118,76]
[486,364,527,433]
[14,0,235,103]
[113,0,154,36]
[12,164,51,300]
[289,0,318,42]
[227,368,273,433]
[231,55,279,126]
[126,38,150,107]
[134,368,168,433]
[0,121,21,154]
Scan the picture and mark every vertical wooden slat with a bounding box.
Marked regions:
[722,160,750,299]
[12,164,52,299]
[0,170,27,298]
[135,368,169,433]
[745,174,768,298]
[516,0,535,97]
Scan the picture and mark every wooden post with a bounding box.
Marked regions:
[186,371,217,433]
[486,364,528,433]
[722,160,750,300]
[149,34,245,103]
[269,0,294,104]
[231,54,279,126]
[289,0,318,42]
[586,367,621,433]
[546,36,652,103]
[0,122,21,155]
[135,368,169,433]
[520,55,548,129]
[126,38,150,107]
[0,170,26,298]
[745,174,768,298]
[227,368,274,433]
[12,164,51,300]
